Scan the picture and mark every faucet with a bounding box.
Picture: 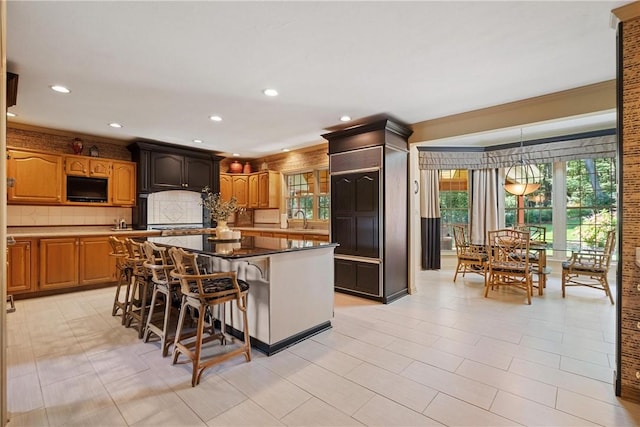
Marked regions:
[294,209,308,229]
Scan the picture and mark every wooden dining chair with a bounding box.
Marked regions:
[452,225,487,284]
[486,229,534,304]
[514,224,548,295]
[169,247,251,386]
[562,229,616,304]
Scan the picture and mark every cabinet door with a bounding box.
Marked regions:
[220,174,233,201]
[7,239,36,294]
[184,157,213,191]
[112,161,136,206]
[64,155,90,176]
[248,174,259,208]
[40,238,78,290]
[7,150,63,203]
[259,171,280,208]
[150,152,184,190]
[232,175,249,207]
[79,237,116,284]
[89,159,111,177]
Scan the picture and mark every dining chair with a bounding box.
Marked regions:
[562,229,616,304]
[142,241,181,356]
[486,229,534,304]
[452,225,487,284]
[514,224,548,295]
[109,236,133,324]
[169,246,251,387]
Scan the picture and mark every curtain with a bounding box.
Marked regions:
[470,169,500,245]
[420,169,441,269]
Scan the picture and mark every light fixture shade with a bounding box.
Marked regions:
[504,160,541,196]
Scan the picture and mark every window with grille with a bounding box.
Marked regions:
[285,169,329,222]
[439,169,469,246]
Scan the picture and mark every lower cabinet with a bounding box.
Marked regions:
[7,239,37,294]
[40,236,116,290]
[334,258,380,297]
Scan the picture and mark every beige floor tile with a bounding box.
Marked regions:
[281,397,364,426]
[387,338,463,372]
[129,399,207,426]
[6,344,37,379]
[344,362,438,412]
[177,375,247,422]
[6,408,50,427]
[352,395,443,426]
[429,336,514,370]
[560,355,615,383]
[456,359,558,407]
[87,346,151,385]
[287,363,375,416]
[424,393,522,426]
[402,360,497,409]
[556,388,640,426]
[520,335,610,366]
[288,337,364,377]
[207,399,284,426]
[253,347,311,378]
[35,345,96,386]
[491,390,598,426]
[330,316,400,348]
[476,336,561,369]
[7,372,44,414]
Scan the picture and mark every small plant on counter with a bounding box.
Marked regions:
[200,186,238,221]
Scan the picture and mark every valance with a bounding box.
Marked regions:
[417,131,616,170]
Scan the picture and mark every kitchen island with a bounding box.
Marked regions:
[148,234,338,355]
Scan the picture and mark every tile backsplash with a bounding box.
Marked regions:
[7,205,132,227]
[147,190,203,225]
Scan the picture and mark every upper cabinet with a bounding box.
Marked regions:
[64,155,110,178]
[7,149,63,204]
[128,141,221,194]
[111,161,136,206]
[220,170,281,209]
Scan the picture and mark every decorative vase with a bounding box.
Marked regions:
[215,220,230,236]
[243,162,252,173]
[71,138,83,155]
[229,160,242,173]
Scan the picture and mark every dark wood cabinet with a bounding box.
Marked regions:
[128,141,222,229]
[324,116,411,304]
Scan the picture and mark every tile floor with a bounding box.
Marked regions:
[6,267,640,426]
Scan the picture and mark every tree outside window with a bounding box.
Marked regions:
[286,169,329,221]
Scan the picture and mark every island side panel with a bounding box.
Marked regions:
[268,247,335,344]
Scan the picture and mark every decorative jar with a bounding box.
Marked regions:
[229,160,243,173]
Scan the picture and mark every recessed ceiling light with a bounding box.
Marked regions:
[50,85,70,94]
[193,139,203,143]
[340,115,352,122]
[209,115,222,122]
[282,148,290,152]
[108,122,122,128]
[263,88,278,97]
[6,112,16,117]
[232,153,240,157]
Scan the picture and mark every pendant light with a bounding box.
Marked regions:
[503,129,540,196]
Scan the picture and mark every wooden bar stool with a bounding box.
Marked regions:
[124,238,154,338]
[142,241,181,356]
[109,236,133,324]
[169,247,251,387]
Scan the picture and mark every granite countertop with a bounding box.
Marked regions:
[150,234,337,259]
[233,226,329,235]
[7,226,161,238]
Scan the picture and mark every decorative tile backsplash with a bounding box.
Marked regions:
[7,205,132,227]
[147,190,203,225]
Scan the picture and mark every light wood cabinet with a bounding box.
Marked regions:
[111,161,136,206]
[232,175,249,207]
[220,174,233,201]
[40,236,116,290]
[221,171,280,209]
[248,174,259,208]
[258,171,280,208]
[7,239,37,294]
[64,155,111,178]
[7,149,63,204]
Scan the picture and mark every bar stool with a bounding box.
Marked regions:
[169,247,251,387]
[142,241,180,356]
[124,238,154,338]
[109,236,133,324]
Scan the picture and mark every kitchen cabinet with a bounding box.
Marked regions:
[40,236,116,290]
[7,239,37,294]
[149,152,213,192]
[64,155,111,178]
[232,175,249,207]
[111,161,136,206]
[7,149,63,204]
[325,116,412,303]
[221,171,280,209]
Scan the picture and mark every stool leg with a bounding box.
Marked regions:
[161,287,173,356]
[137,281,150,339]
[172,296,189,365]
[143,284,160,343]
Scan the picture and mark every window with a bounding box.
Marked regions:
[286,169,329,221]
[439,169,469,246]
[565,158,617,252]
[504,163,553,245]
